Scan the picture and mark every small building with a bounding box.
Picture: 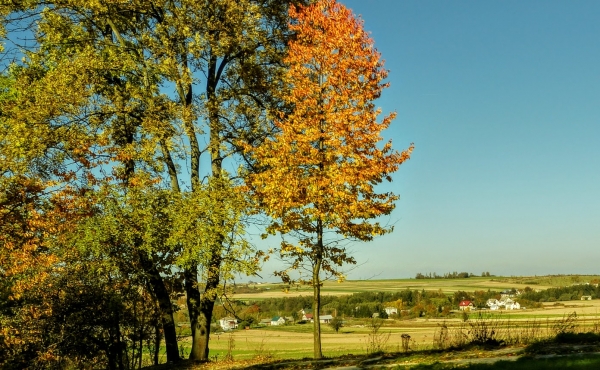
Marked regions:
[495,298,520,310]
[504,301,520,310]
[319,315,333,324]
[219,317,238,331]
[384,307,398,316]
[486,299,499,307]
[259,318,272,326]
[271,316,286,326]
[582,295,592,301]
[459,300,474,311]
[303,313,314,322]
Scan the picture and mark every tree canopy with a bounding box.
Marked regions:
[0,0,411,366]
[245,0,412,359]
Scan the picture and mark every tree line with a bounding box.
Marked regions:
[519,284,599,302]
[226,283,599,324]
[415,271,492,279]
[0,0,412,367]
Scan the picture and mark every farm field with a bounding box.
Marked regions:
[197,305,600,361]
[233,275,600,300]
[176,276,600,362]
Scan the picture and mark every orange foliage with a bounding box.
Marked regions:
[0,176,93,364]
[245,1,413,358]
[247,0,413,244]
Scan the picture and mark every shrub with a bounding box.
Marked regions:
[558,293,573,301]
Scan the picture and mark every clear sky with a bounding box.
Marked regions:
[292,0,600,280]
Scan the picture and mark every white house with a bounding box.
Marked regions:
[384,307,398,316]
[271,316,286,326]
[319,315,333,324]
[505,301,520,310]
[219,317,238,330]
[486,299,499,307]
[489,298,521,310]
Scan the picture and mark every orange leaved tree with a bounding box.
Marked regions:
[246,0,413,359]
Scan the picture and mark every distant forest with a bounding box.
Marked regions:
[415,271,492,279]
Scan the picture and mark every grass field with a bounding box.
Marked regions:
[150,275,600,367]
[169,301,600,364]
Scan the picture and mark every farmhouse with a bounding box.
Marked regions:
[303,313,314,322]
[500,289,521,298]
[486,297,522,310]
[384,307,398,316]
[219,317,238,330]
[259,318,271,326]
[319,315,333,324]
[459,300,474,311]
[486,299,499,307]
[271,316,286,326]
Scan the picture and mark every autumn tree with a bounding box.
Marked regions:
[2,0,307,362]
[246,0,413,359]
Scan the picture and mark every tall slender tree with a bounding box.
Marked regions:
[245,0,413,359]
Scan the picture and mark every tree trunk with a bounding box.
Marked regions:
[186,53,225,362]
[153,321,161,366]
[138,252,180,363]
[187,254,222,361]
[184,267,203,361]
[312,257,323,359]
[312,221,324,359]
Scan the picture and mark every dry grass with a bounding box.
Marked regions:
[171,276,600,364]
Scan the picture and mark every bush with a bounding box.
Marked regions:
[329,317,343,333]
[558,293,573,301]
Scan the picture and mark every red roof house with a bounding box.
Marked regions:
[459,300,474,311]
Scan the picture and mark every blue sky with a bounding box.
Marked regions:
[7,1,596,280]
[303,0,600,279]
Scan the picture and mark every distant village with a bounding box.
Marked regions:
[212,284,599,331]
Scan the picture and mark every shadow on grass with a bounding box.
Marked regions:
[525,332,600,355]
[407,355,600,369]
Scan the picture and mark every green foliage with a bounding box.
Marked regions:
[520,284,599,302]
[2,0,306,362]
[329,316,343,333]
[168,175,258,281]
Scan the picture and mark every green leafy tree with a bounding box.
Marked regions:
[2,0,307,361]
[329,316,343,333]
